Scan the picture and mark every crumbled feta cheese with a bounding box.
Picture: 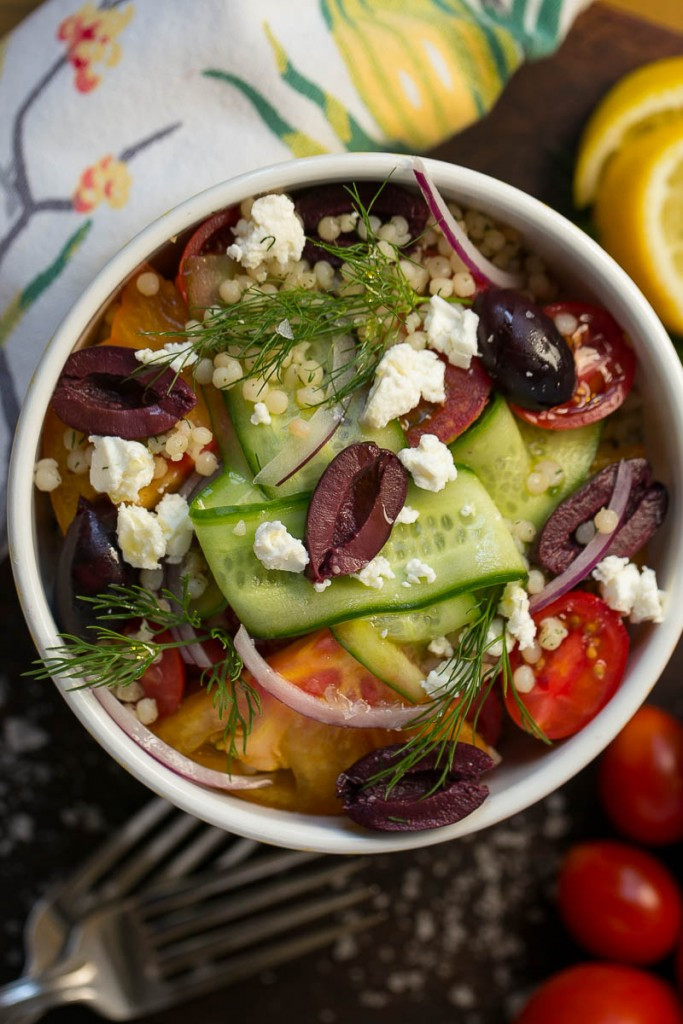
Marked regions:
[232,519,247,536]
[136,697,159,725]
[253,520,309,573]
[421,661,455,698]
[33,457,62,492]
[250,401,272,426]
[398,434,457,492]
[460,504,474,518]
[313,579,332,593]
[428,635,454,658]
[227,194,305,270]
[351,556,395,590]
[117,504,166,570]
[89,435,155,504]
[538,616,568,651]
[362,344,445,429]
[395,505,420,525]
[499,582,536,650]
[114,681,145,702]
[424,295,480,369]
[134,342,199,374]
[592,556,664,623]
[155,493,193,564]
[485,616,506,658]
[405,558,437,585]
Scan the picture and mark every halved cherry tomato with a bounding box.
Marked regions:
[176,206,240,302]
[404,357,491,446]
[558,840,682,965]
[504,590,629,740]
[138,629,186,717]
[510,303,636,429]
[599,706,683,846]
[514,964,683,1024]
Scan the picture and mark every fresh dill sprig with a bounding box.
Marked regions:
[371,590,548,794]
[26,584,258,756]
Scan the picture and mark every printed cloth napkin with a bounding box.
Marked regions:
[0,0,589,538]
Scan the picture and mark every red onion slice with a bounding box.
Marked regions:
[412,158,525,290]
[529,460,633,615]
[94,687,272,791]
[234,625,425,730]
[165,561,214,670]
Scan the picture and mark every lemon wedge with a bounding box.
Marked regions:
[593,120,683,334]
[574,56,683,208]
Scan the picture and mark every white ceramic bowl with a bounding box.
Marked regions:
[9,153,683,854]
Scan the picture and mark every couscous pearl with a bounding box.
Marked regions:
[526,471,548,495]
[33,458,61,492]
[437,235,454,258]
[576,521,596,546]
[339,212,358,233]
[535,460,564,487]
[512,519,536,544]
[185,574,208,600]
[513,664,536,693]
[136,698,159,725]
[136,271,160,297]
[521,642,543,665]
[429,277,454,297]
[289,417,310,438]
[554,312,579,336]
[190,426,213,447]
[214,352,243,372]
[194,358,214,385]
[526,569,545,595]
[539,616,569,651]
[62,428,83,451]
[317,216,341,242]
[175,419,192,435]
[452,271,476,298]
[165,433,188,460]
[115,681,145,703]
[242,378,269,403]
[218,278,242,304]
[66,449,90,474]
[195,450,219,476]
[484,229,506,253]
[297,385,324,408]
[153,457,167,479]
[265,389,289,415]
[140,567,164,591]
[212,366,240,391]
[378,222,399,244]
[465,210,488,240]
[405,331,427,351]
[404,311,422,334]
[595,507,619,534]
[314,261,335,289]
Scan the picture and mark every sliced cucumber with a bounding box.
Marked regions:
[449,394,600,526]
[192,467,525,638]
[188,576,227,620]
[190,468,265,518]
[366,592,477,643]
[226,388,405,499]
[332,619,426,703]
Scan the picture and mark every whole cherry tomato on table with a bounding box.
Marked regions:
[557,840,682,965]
[599,706,683,846]
[504,590,629,740]
[514,963,683,1024]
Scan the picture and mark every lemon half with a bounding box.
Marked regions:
[574,56,683,208]
[594,121,683,334]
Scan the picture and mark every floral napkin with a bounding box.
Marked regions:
[0,0,589,539]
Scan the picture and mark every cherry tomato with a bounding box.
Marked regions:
[558,840,682,965]
[514,964,683,1024]
[138,630,186,717]
[504,590,629,740]
[510,303,635,429]
[599,706,683,846]
[176,206,240,301]
[403,357,491,446]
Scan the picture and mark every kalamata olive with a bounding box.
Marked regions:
[56,497,135,637]
[52,345,196,439]
[305,441,408,583]
[295,183,429,266]
[337,742,494,832]
[535,458,668,575]
[473,289,576,410]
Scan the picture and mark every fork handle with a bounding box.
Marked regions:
[0,960,95,1021]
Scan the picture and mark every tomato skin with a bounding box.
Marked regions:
[514,964,683,1024]
[404,357,491,446]
[599,706,683,846]
[558,840,682,965]
[511,302,635,430]
[138,630,186,718]
[504,590,629,740]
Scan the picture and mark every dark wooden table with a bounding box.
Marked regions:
[2,6,683,1022]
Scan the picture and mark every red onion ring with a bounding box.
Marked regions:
[94,687,272,791]
[165,560,214,669]
[412,158,525,290]
[234,624,425,730]
[529,460,633,615]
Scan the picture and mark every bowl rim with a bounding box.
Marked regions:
[9,151,683,853]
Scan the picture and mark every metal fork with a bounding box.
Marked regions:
[0,851,379,1021]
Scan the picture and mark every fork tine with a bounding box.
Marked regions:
[148,858,368,946]
[154,826,236,881]
[213,837,259,870]
[97,811,200,899]
[158,886,377,975]
[153,910,385,1010]
[141,848,322,915]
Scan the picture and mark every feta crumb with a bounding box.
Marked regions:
[155,492,193,564]
[33,457,62,492]
[405,558,437,585]
[362,344,445,429]
[424,295,480,369]
[227,194,305,270]
[134,341,199,374]
[485,616,506,658]
[352,556,396,590]
[117,504,166,570]
[136,697,159,725]
[421,661,455,698]
[398,434,457,492]
[499,582,536,650]
[460,504,474,518]
[114,681,145,702]
[232,519,247,536]
[253,520,309,573]
[314,579,332,593]
[592,556,664,623]
[428,635,454,658]
[538,616,568,651]
[395,505,419,525]
[89,435,155,504]
[250,401,272,426]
